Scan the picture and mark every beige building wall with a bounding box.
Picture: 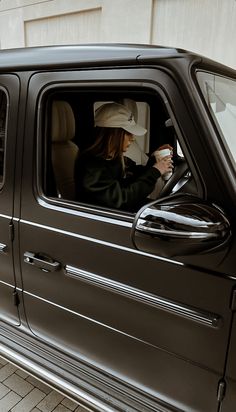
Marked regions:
[0,0,235,69]
[152,0,236,70]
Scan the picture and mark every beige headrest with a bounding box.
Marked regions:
[51,100,75,142]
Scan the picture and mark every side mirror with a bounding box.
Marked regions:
[131,197,231,258]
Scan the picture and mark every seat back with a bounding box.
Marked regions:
[51,100,78,199]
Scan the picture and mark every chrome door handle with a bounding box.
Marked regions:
[24,251,61,272]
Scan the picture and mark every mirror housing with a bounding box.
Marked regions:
[132,197,231,258]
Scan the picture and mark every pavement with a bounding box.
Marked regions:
[0,357,90,412]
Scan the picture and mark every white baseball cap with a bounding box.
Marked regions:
[94,102,147,136]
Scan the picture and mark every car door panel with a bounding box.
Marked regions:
[21,217,232,370]
[20,205,234,412]
[19,68,235,411]
[23,291,221,412]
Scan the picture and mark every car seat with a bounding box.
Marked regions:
[51,100,79,200]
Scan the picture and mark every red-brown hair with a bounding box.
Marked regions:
[85,127,126,159]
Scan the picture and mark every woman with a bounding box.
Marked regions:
[75,101,173,212]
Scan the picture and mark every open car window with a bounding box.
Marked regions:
[41,88,198,213]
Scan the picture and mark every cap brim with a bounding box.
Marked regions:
[123,124,147,136]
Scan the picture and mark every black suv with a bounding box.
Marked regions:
[0,44,235,412]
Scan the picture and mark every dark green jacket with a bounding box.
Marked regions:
[75,153,161,212]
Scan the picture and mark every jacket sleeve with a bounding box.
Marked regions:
[82,160,161,210]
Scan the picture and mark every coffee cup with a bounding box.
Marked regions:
[155,148,172,180]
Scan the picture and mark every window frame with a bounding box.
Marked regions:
[35,72,203,220]
[195,69,236,172]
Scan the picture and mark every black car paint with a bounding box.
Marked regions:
[0,44,235,412]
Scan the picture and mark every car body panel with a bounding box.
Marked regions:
[0,44,235,412]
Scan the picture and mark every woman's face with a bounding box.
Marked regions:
[123,132,135,152]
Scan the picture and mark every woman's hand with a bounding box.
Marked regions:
[152,145,173,175]
[153,155,173,175]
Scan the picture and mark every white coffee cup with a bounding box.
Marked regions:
[155,148,172,181]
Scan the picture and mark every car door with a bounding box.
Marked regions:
[19,67,235,412]
[194,68,236,412]
[0,75,20,326]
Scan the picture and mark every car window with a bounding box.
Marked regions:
[196,71,236,168]
[0,89,7,187]
[40,88,195,213]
